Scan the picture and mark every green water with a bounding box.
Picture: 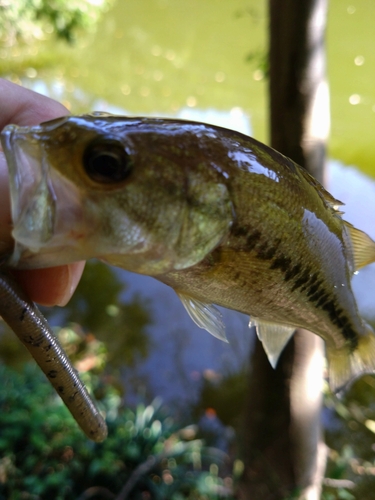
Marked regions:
[1,0,375,175]
[327,1,375,175]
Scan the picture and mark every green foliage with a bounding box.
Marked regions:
[323,377,375,500]
[0,363,235,499]
[192,366,375,500]
[0,0,112,46]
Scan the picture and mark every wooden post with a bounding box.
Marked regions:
[239,1,329,498]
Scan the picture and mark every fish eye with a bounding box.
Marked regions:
[83,138,133,184]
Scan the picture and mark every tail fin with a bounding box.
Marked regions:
[327,324,375,393]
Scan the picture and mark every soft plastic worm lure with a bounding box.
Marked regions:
[0,269,107,442]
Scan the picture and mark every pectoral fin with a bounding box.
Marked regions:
[177,292,228,342]
[249,318,295,368]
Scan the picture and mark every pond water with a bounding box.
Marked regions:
[1,0,375,409]
[3,0,374,170]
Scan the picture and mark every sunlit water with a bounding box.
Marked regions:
[3,0,374,171]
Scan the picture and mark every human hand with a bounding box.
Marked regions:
[0,78,85,306]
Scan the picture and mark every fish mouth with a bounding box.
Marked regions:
[1,124,86,269]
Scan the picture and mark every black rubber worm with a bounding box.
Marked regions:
[0,269,108,442]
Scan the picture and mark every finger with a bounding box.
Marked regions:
[11,261,86,307]
[0,80,69,240]
[0,78,69,130]
[0,80,83,306]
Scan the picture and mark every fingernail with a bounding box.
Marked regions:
[56,262,85,306]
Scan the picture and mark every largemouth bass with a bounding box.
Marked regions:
[2,113,375,398]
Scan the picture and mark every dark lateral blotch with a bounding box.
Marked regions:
[285,263,302,281]
[291,269,310,292]
[245,230,262,251]
[270,255,292,273]
[257,243,279,260]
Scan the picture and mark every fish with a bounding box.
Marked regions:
[2,112,375,399]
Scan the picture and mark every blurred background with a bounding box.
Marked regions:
[0,1,375,499]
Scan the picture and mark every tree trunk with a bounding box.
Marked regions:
[239,1,329,499]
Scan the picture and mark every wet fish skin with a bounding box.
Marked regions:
[2,115,233,274]
[2,113,375,393]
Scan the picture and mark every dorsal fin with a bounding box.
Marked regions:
[299,167,344,213]
[249,318,295,368]
[344,221,375,271]
[177,292,228,342]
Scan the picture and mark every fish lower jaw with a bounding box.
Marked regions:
[100,251,178,276]
[8,239,94,269]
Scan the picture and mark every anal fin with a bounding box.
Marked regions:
[249,318,295,368]
[177,292,228,342]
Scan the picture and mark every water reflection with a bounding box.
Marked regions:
[117,268,253,410]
